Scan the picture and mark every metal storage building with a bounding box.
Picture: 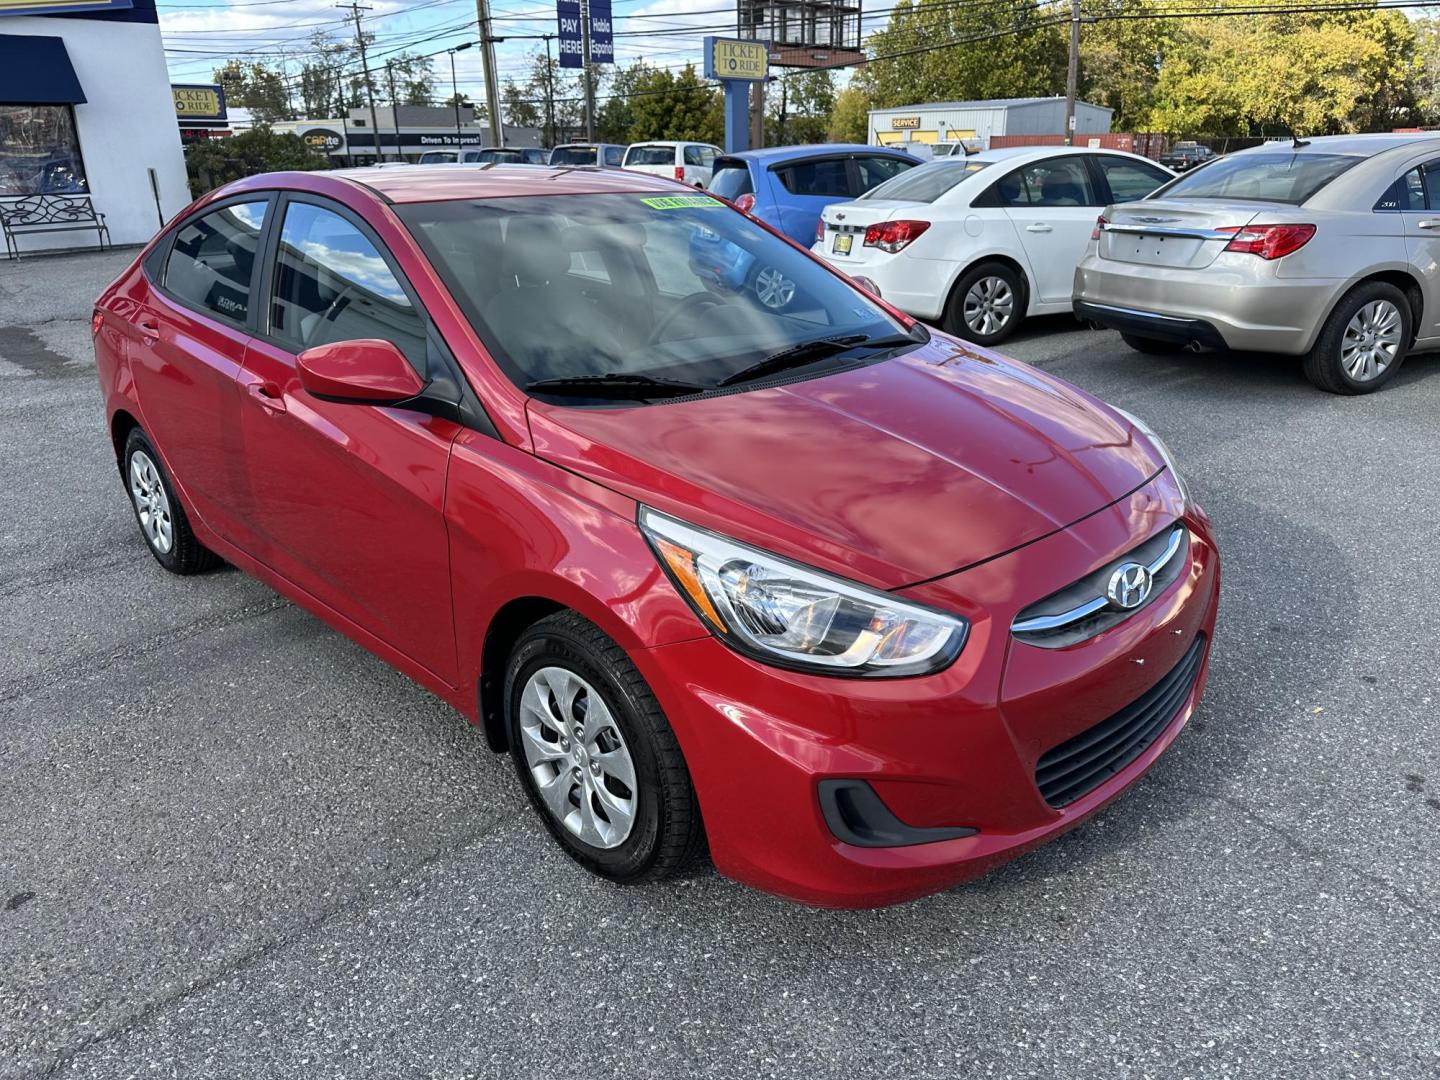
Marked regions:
[867,97,1114,149]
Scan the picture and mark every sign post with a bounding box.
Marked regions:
[703,37,768,154]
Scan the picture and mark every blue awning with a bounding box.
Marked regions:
[0,35,87,104]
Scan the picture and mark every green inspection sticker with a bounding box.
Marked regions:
[640,195,723,210]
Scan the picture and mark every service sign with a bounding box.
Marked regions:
[703,37,768,82]
[172,84,227,121]
[890,116,921,129]
[0,0,131,14]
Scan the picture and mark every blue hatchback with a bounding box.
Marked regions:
[706,144,923,246]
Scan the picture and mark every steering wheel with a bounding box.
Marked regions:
[648,291,726,345]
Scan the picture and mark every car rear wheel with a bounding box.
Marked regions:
[945,262,1024,345]
[504,611,705,883]
[122,428,220,575]
[1303,282,1409,394]
[1120,333,1187,355]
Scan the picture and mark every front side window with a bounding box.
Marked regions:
[164,200,269,324]
[1096,157,1171,203]
[399,192,910,399]
[683,145,704,167]
[854,155,914,192]
[775,157,850,197]
[269,202,426,370]
[1161,152,1360,204]
[993,157,1097,207]
[603,146,624,166]
[627,145,676,167]
[0,105,88,196]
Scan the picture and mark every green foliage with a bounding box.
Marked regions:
[213,60,294,123]
[627,64,723,144]
[826,86,870,143]
[185,126,328,197]
[767,70,836,145]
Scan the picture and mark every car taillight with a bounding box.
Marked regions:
[815,217,826,242]
[863,219,930,254]
[734,193,756,214]
[1092,215,1107,241]
[674,165,685,181]
[1217,223,1315,260]
[91,307,104,337]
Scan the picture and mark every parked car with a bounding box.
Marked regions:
[1075,132,1440,394]
[549,143,626,167]
[418,150,458,164]
[706,143,922,246]
[815,147,1174,344]
[93,163,1218,908]
[622,141,722,187]
[930,142,977,159]
[1158,141,1216,172]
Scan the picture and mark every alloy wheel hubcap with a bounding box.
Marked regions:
[963,276,1014,337]
[1340,300,1401,382]
[128,450,174,555]
[755,266,796,309]
[518,666,637,849]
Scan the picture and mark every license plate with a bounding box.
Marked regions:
[832,232,853,255]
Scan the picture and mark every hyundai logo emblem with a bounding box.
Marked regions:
[1106,562,1153,610]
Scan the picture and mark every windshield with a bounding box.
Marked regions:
[419,151,457,164]
[551,146,598,166]
[1161,152,1359,204]
[626,145,676,166]
[860,159,990,203]
[475,149,523,164]
[398,192,909,401]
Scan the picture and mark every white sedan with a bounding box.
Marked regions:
[813,146,1174,344]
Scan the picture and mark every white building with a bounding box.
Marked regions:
[867,97,1114,150]
[0,0,188,253]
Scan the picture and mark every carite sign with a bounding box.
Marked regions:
[301,127,344,152]
[704,38,768,82]
[172,84,226,121]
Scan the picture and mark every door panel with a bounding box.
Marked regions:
[997,155,1104,305]
[235,197,461,682]
[1400,163,1440,338]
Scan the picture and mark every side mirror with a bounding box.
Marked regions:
[297,339,425,406]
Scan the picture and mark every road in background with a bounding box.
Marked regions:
[2,250,1437,1079]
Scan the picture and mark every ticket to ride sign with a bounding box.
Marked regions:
[172,84,227,122]
[704,37,768,82]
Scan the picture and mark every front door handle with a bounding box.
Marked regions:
[246,379,287,413]
[1419,219,1440,230]
[1025,223,1053,233]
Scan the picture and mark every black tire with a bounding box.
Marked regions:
[504,611,705,884]
[1302,281,1410,395]
[943,261,1025,346]
[121,428,220,575]
[1121,332,1187,355]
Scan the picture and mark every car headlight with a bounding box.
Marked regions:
[1114,406,1191,507]
[639,508,968,677]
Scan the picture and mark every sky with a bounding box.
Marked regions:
[155,0,840,112]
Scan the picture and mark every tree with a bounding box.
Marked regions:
[213,60,293,122]
[185,126,327,196]
[828,86,870,143]
[385,51,436,107]
[627,64,721,143]
[768,70,835,145]
[502,78,542,129]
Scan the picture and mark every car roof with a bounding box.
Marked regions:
[328,162,684,203]
[722,143,920,164]
[1231,132,1440,156]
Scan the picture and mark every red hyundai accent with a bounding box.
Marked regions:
[92,165,1219,907]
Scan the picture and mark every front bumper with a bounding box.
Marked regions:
[1073,255,1340,354]
[635,473,1220,907]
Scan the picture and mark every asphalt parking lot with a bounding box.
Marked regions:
[2,247,1438,1080]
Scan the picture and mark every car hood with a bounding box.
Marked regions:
[526,335,1164,589]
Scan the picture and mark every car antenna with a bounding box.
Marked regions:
[961,140,977,157]
[1290,128,1310,149]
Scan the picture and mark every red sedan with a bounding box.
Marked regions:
[92,165,1219,907]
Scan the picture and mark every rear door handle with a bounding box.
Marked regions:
[1418,219,1440,230]
[246,379,287,413]
[1025,223,1053,233]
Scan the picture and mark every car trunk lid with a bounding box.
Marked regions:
[1101,199,1269,269]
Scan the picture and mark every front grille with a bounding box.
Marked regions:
[1035,634,1205,808]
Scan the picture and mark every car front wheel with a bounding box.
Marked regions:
[1303,282,1410,394]
[504,611,705,883]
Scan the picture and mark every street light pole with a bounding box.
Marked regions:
[1063,0,1080,146]
[475,0,505,146]
[448,42,473,149]
[542,33,556,148]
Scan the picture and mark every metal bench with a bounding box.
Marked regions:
[1,194,110,259]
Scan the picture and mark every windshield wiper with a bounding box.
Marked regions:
[715,331,918,388]
[525,372,709,399]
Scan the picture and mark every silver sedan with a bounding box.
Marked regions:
[1074,133,1440,393]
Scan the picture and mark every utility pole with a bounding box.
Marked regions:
[542,33,556,148]
[475,0,505,146]
[579,0,595,141]
[338,2,384,163]
[384,60,402,159]
[1063,0,1080,146]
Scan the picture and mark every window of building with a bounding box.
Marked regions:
[164,200,269,323]
[0,105,88,196]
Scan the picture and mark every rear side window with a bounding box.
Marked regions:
[1375,168,1424,212]
[708,162,753,200]
[1163,152,1360,204]
[627,145,675,166]
[268,202,427,371]
[1095,157,1171,202]
[992,157,1098,207]
[861,160,986,203]
[604,146,624,166]
[855,155,914,192]
[164,200,268,324]
[775,157,850,197]
[683,145,704,167]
